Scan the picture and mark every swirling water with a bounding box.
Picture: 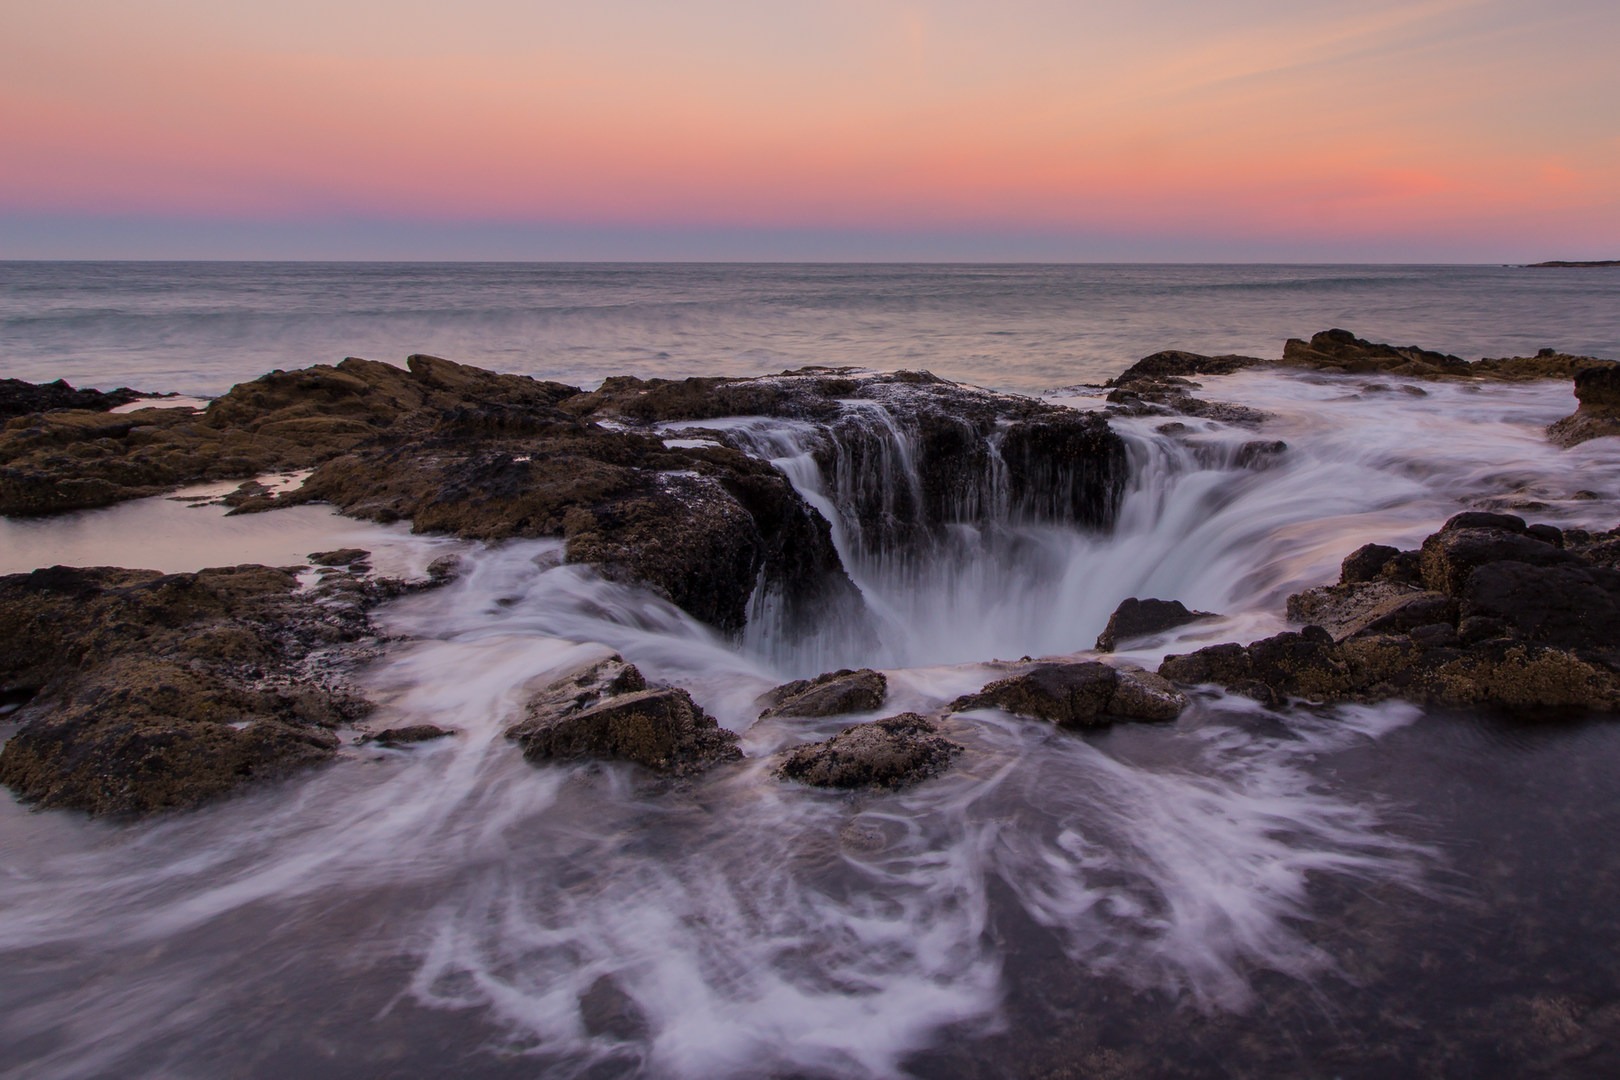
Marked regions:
[3,264,1620,1077]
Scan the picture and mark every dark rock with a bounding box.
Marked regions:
[1548,362,1620,447]
[1281,329,1471,376]
[0,564,395,815]
[1420,525,1575,596]
[1340,544,1401,584]
[1460,561,1620,655]
[579,975,648,1041]
[1287,580,1457,641]
[508,660,739,777]
[308,548,370,567]
[1095,597,1218,651]
[774,713,962,790]
[759,668,888,718]
[951,662,1186,727]
[366,725,454,746]
[0,378,159,420]
[1234,440,1288,468]
[1108,351,1263,384]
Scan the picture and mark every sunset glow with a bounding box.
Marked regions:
[3,0,1617,259]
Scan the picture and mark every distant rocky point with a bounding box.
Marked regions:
[1527,260,1620,268]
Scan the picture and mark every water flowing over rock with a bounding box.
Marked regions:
[773,712,962,790]
[1162,513,1620,711]
[0,563,396,815]
[952,662,1187,727]
[757,668,888,718]
[507,656,741,776]
[1095,597,1219,651]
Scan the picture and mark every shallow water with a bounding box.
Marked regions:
[4,358,1620,1076]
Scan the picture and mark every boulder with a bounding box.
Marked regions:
[508,658,739,776]
[1107,351,1263,384]
[1095,597,1219,651]
[758,668,888,718]
[365,725,454,746]
[951,661,1187,727]
[0,377,159,420]
[1286,580,1457,642]
[774,713,962,790]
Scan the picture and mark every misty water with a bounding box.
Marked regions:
[3,263,1620,1077]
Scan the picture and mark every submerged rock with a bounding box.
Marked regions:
[758,668,888,718]
[951,661,1187,727]
[364,724,454,746]
[0,563,394,815]
[1161,512,1620,712]
[1095,597,1219,651]
[507,656,740,776]
[774,713,962,790]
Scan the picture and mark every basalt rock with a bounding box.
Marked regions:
[1548,362,1620,447]
[758,668,888,718]
[507,656,740,776]
[1280,330,1614,384]
[0,378,160,420]
[774,713,962,790]
[0,563,397,815]
[1108,351,1264,384]
[1160,512,1620,712]
[364,725,454,746]
[951,662,1187,727]
[1095,597,1219,651]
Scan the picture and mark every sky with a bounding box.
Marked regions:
[2,0,1617,261]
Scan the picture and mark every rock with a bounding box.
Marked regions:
[509,674,740,776]
[1419,520,1576,596]
[1095,597,1218,651]
[366,725,454,746]
[1281,329,1471,376]
[511,655,647,727]
[1339,543,1401,584]
[1286,580,1457,642]
[774,713,962,790]
[758,668,888,718]
[0,563,396,815]
[308,548,371,568]
[1548,363,1620,447]
[0,377,159,420]
[951,661,1187,727]
[579,975,648,1041]
[1108,351,1263,384]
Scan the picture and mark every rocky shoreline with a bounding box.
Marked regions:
[2,330,1617,815]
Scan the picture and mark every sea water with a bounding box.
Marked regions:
[2,263,1620,1078]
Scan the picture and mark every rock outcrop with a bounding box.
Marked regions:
[0,378,159,421]
[774,713,962,790]
[0,563,399,815]
[506,656,741,776]
[1095,597,1219,651]
[951,661,1187,727]
[1548,363,1620,447]
[1161,512,1620,711]
[1281,330,1612,382]
[757,668,888,718]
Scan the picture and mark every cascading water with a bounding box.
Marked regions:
[4,369,1620,1078]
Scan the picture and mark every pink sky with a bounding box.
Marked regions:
[3,0,1617,259]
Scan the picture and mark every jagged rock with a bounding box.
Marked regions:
[0,563,395,815]
[0,377,159,420]
[1282,329,1471,376]
[1095,597,1219,651]
[774,713,962,790]
[1108,351,1264,384]
[951,662,1187,727]
[508,658,739,775]
[1548,363,1620,447]
[758,668,888,718]
[1339,543,1402,584]
[1286,580,1457,642]
[1160,513,1620,712]
[308,548,371,568]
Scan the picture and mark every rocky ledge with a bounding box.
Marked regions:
[952,661,1188,727]
[774,713,962,790]
[0,558,407,815]
[1159,512,1620,712]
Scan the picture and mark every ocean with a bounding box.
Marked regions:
[3,262,1620,1079]
[4,261,1619,394]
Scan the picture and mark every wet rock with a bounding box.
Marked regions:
[1286,580,1457,642]
[0,564,394,815]
[308,548,371,568]
[365,725,454,746]
[951,662,1187,727]
[509,660,740,776]
[1108,351,1264,384]
[1548,362,1620,447]
[774,713,962,790]
[578,975,648,1041]
[0,377,159,420]
[1339,543,1402,584]
[1095,597,1219,651]
[758,668,888,718]
[1281,329,1472,376]
[1160,513,1620,712]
